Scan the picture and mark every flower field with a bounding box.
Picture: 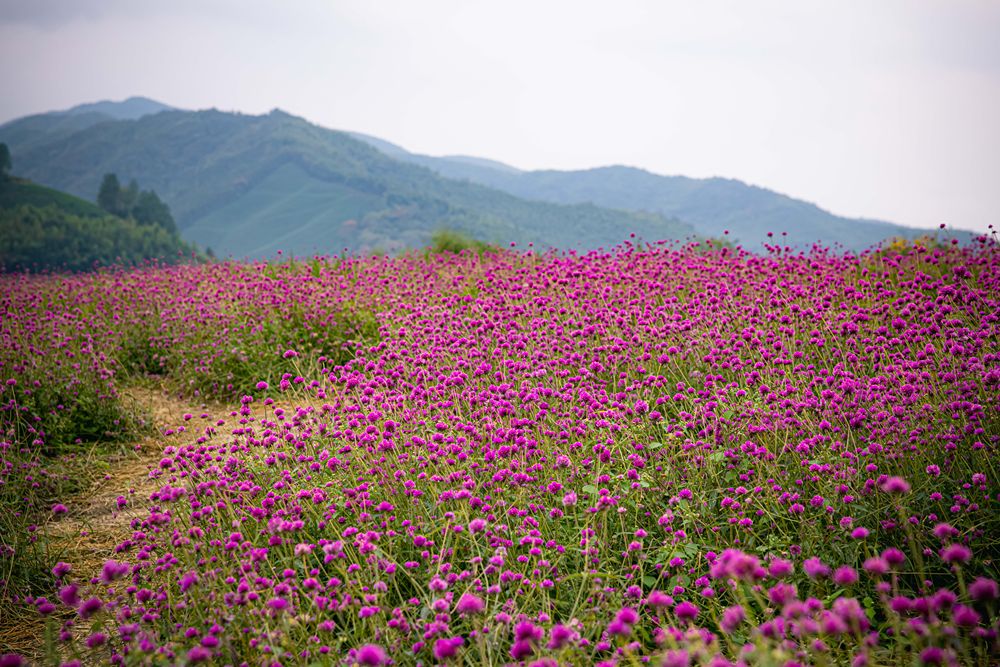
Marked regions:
[2,237,999,666]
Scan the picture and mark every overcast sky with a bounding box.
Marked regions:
[2,0,998,233]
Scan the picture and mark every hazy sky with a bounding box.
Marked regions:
[2,0,998,233]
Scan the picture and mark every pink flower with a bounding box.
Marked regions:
[455,593,484,615]
[969,577,998,602]
[880,476,910,494]
[803,557,830,579]
[940,543,972,564]
[674,601,699,622]
[833,566,858,586]
[357,645,387,666]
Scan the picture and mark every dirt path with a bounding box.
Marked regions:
[2,386,239,663]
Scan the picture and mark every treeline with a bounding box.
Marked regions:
[0,144,196,272]
[97,173,177,233]
[0,204,195,272]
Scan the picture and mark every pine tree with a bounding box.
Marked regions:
[97,173,122,216]
[0,143,11,178]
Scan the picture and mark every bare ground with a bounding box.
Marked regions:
[0,385,238,663]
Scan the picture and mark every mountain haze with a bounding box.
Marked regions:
[349,138,971,251]
[1,105,692,258]
[1,98,973,257]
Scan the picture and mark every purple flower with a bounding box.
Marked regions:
[720,605,745,633]
[863,557,889,575]
[267,597,289,612]
[882,548,906,567]
[78,597,102,619]
[919,647,945,665]
[606,619,632,636]
[880,476,910,494]
[455,593,484,615]
[803,557,830,579]
[833,566,858,586]
[674,601,699,622]
[940,543,972,564]
[51,503,67,515]
[357,644,387,666]
[100,560,129,583]
[187,646,212,663]
[432,636,463,661]
[514,621,543,644]
[58,584,79,607]
[768,558,794,578]
[969,577,998,602]
[547,624,573,650]
[952,604,981,627]
[646,590,674,608]
[510,640,534,661]
[615,606,638,625]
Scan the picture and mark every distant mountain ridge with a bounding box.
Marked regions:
[1,97,973,256]
[1,101,691,258]
[346,137,972,251]
[51,96,176,120]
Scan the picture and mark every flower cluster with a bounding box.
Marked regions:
[2,236,999,665]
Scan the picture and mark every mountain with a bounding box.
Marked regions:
[0,108,693,258]
[350,139,972,251]
[53,96,176,120]
[0,97,175,154]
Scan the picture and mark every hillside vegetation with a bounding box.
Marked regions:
[0,161,196,271]
[351,137,974,251]
[0,109,693,258]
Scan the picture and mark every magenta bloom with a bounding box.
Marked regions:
[768,558,794,578]
[357,644,387,666]
[674,600,699,622]
[833,566,858,586]
[58,584,79,607]
[969,577,999,602]
[803,557,830,579]
[647,590,674,608]
[940,544,972,564]
[51,562,72,580]
[267,597,289,611]
[100,560,129,583]
[720,605,746,633]
[455,593,485,615]
[606,619,632,636]
[78,597,102,619]
[547,624,574,650]
[187,646,212,663]
[880,476,910,494]
[433,636,463,661]
[616,607,638,625]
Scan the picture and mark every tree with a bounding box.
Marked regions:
[0,143,10,178]
[133,189,176,233]
[121,179,140,214]
[97,173,122,216]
